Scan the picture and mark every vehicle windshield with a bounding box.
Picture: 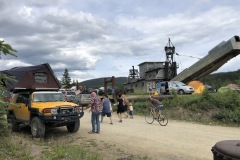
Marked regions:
[33,92,64,102]
[174,81,187,86]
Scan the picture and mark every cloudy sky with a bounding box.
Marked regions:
[0,0,239,82]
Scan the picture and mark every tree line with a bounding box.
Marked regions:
[200,70,240,89]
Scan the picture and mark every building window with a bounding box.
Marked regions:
[142,82,144,86]
[35,72,47,84]
[135,84,138,87]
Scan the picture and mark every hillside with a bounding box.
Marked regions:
[79,77,128,89]
[200,69,240,89]
[78,70,240,90]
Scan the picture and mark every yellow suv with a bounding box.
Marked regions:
[7,91,84,138]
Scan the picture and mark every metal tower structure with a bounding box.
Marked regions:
[164,38,177,81]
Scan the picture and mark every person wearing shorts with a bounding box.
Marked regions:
[128,103,134,119]
[101,94,113,124]
[149,96,163,117]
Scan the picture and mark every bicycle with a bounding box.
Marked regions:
[145,104,168,126]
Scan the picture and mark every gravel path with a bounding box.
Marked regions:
[72,109,240,160]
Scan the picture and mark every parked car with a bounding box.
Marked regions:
[72,94,92,106]
[62,91,76,102]
[98,89,104,96]
[160,81,195,95]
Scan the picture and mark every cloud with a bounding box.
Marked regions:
[0,0,239,82]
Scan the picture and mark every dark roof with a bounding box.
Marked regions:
[0,63,61,92]
[138,61,164,66]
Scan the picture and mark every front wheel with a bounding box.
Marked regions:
[145,109,154,124]
[67,118,80,132]
[158,113,168,126]
[31,117,45,138]
[178,89,185,95]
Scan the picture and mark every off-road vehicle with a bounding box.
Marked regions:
[8,91,83,138]
[1,63,84,138]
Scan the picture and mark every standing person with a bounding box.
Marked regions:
[165,82,169,95]
[128,103,134,119]
[148,82,153,95]
[88,92,102,134]
[121,91,129,118]
[117,94,125,122]
[101,94,113,124]
[156,82,161,95]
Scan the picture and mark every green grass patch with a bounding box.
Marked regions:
[130,90,240,126]
[0,137,33,160]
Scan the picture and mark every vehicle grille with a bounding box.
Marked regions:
[59,107,75,115]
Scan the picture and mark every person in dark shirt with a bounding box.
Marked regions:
[101,94,113,124]
[117,94,125,122]
[165,82,169,95]
[149,96,163,118]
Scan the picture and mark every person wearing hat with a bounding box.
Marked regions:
[128,103,134,119]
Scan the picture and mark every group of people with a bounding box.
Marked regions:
[87,90,163,135]
[148,81,169,95]
[87,91,134,134]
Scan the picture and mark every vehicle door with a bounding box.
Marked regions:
[14,93,30,121]
[170,81,178,93]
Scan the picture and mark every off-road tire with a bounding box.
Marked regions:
[10,115,20,132]
[31,117,45,138]
[67,118,80,132]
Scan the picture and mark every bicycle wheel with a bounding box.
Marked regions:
[145,109,154,124]
[158,113,168,126]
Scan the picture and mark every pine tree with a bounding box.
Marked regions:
[61,68,71,87]
[0,41,17,137]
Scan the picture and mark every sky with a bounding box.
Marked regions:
[0,0,240,82]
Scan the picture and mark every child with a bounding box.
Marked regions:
[128,103,134,119]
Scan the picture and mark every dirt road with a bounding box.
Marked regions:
[49,109,240,160]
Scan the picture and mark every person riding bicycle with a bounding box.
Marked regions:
[149,96,163,118]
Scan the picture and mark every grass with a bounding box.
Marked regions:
[127,90,240,126]
[0,137,33,160]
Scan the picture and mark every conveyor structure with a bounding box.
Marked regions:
[171,35,240,83]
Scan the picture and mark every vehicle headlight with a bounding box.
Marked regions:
[51,108,58,115]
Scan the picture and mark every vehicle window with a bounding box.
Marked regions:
[175,81,186,86]
[16,94,29,103]
[33,94,45,102]
[53,93,64,101]
[67,92,76,95]
[83,94,91,98]
[16,94,23,103]
[33,93,64,102]
[172,82,177,87]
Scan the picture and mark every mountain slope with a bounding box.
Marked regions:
[79,77,128,89]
